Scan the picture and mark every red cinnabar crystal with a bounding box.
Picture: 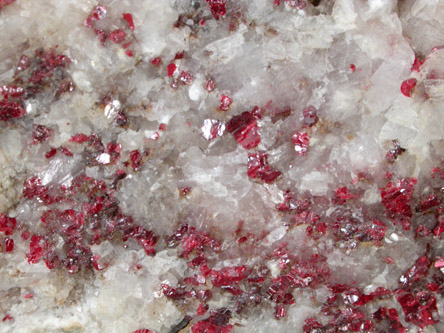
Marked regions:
[219,95,232,111]
[0,214,16,235]
[247,152,282,183]
[109,29,126,44]
[292,131,310,156]
[0,99,26,121]
[226,107,261,149]
[400,78,417,97]
[122,13,135,30]
[205,0,227,20]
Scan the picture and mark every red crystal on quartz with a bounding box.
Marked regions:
[380,178,417,230]
[292,131,310,156]
[122,13,135,30]
[32,124,52,144]
[0,214,16,235]
[109,29,127,44]
[226,107,261,149]
[247,152,282,183]
[400,78,417,97]
[210,266,247,287]
[0,99,26,121]
[219,95,232,111]
[206,0,227,20]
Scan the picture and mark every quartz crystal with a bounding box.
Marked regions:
[1,0,444,332]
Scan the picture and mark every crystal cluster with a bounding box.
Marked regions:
[0,0,444,332]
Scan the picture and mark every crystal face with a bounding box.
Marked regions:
[1,0,444,332]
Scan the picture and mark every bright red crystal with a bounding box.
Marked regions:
[400,78,417,97]
[27,235,44,264]
[179,70,194,85]
[70,133,90,143]
[122,13,135,30]
[5,238,14,252]
[167,63,177,77]
[109,29,127,44]
[302,105,318,128]
[0,214,16,235]
[366,219,387,242]
[129,150,142,170]
[161,283,187,300]
[210,266,247,287]
[380,178,417,230]
[32,124,52,144]
[399,253,431,287]
[134,330,153,333]
[205,79,215,92]
[0,99,26,121]
[205,0,227,20]
[292,131,310,156]
[61,147,73,157]
[396,291,438,328]
[150,57,162,66]
[226,107,261,149]
[219,95,232,111]
[411,57,424,72]
[333,187,355,205]
[125,226,157,255]
[247,152,282,183]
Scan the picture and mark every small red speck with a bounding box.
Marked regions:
[21,231,30,240]
[200,19,206,26]
[274,0,281,5]
[292,131,310,156]
[275,304,286,319]
[109,29,127,44]
[2,315,12,322]
[174,51,185,60]
[151,132,159,140]
[122,41,132,49]
[205,79,215,92]
[130,150,142,170]
[133,330,153,333]
[197,304,209,315]
[23,293,33,299]
[0,214,16,235]
[219,95,232,111]
[238,236,248,243]
[350,64,356,72]
[32,124,53,144]
[122,13,135,30]
[297,0,306,9]
[400,78,417,97]
[386,256,395,264]
[61,147,73,157]
[125,50,134,57]
[206,0,227,20]
[167,63,177,77]
[159,123,167,131]
[179,70,194,85]
[5,238,14,252]
[0,99,26,121]
[70,133,90,143]
[150,57,162,66]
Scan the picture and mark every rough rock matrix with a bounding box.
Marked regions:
[1,0,444,332]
